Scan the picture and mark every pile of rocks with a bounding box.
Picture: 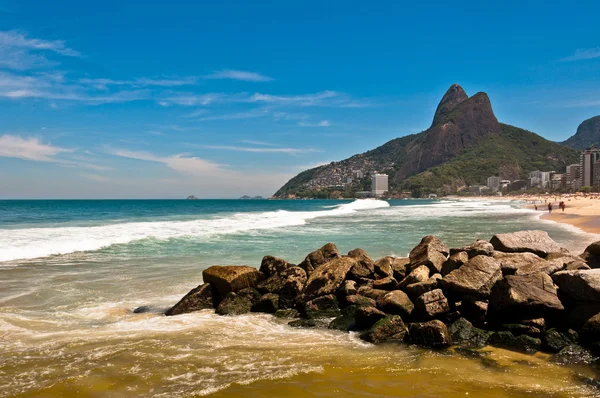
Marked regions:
[163,230,600,359]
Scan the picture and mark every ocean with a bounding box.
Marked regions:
[0,198,599,397]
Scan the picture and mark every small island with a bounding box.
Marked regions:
[240,195,265,200]
[186,195,199,200]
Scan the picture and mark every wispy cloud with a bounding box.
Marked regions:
[239,140,278,146]
[206,69,273,82]
[79,76,198,89]
[200,144,320,155]
[196,108,270,121]
[561,47,600,62]
[0,30,81,57]
[249,90,371,108]
[110,149,223,175]
[0,134,71,162]
[299,120,331,127]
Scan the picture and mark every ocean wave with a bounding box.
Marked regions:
[0,199,389,262]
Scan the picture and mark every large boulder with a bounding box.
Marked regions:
[251,293,280,313]
[488,273,564,321]
[354,306,388,329]
[440,255,502,299]
[581,241,600,268]
[492,251,548,275]
[404,274,442,300]
[298,243,341,275]
[347,248,376,279]
[413,289,449,320]
[203,266,263,297]
[543,328,579,352]
[448,317,491,348]
[373,256,395,278]
[409,236,449,274]
[460,296,488,326]
[514,259,565,276]
[376,290,414,318]
[552,269,600,302]
[259,256,292,278]
[488,331,542,353]
[490,230,562,257]
[578,312,600,346]
[360,316,408,343]
[408,320,452,348]
[300,294,340,319]
[300,257,356,302]
[372,276,397,290]
[257,266,307,308]
[165,283,216,316]
[215,288,261,316]
[398,265,430,288]
[451,240,494,258]
[328,314,356,332]
[356,286,389,301]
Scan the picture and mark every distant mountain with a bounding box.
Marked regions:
[274,84,580,198]
[186,195,199,200]
[561,116,600,149]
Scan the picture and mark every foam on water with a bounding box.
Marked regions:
[0,199,389,263]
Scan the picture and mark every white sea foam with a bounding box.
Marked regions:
[0,199,389,262]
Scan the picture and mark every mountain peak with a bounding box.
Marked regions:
[431,84,469,127]
[562,115,600,149]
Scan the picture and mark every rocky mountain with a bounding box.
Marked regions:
[274,84,580,198]
[561,116,600,149]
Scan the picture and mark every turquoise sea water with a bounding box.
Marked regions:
[1,199,599,397]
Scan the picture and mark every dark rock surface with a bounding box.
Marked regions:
[215,288,261,316]
[259,256,291,278]
[376,290,414,318]
[552,269,600,302]
[409,236,449,274]
[408,320,452,348]
[413,289,449,320]
[300,294,340,319]
[441,255,502,298]
[490,230,562,257]
[202,266,263,297]
[493,251,547,275]
[360,316,407,343]
[347,248,376,279]
[251,293,279,313]
[354,306,388,329]
[300,257,356,302]
[257,266,307,308]
[165,283,215,316]
[298,243,341,275]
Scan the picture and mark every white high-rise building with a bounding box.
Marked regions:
[371,174,389,197]
[581,147,600,187]
[486,176,500,192]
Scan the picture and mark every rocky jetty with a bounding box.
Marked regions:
[163,230,600,359]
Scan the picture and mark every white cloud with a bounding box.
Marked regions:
[207,69,273,82]
[561,47,600,62]
[110,149,223,175]
[196,108,270,121]
[79,76,198,88]
[239,140,278,146]
[0,134,70,161]
[299,120,331,127]
[0,30,81,57]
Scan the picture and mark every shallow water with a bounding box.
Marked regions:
[1,199,599,397]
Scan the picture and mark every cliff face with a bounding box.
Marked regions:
[562,116,600,149]
[273,84,579,198]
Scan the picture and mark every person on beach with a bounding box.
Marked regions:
[534,204,538,211]
[548,203,552,213]
[560,202,565,212]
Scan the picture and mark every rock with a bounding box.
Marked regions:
[289,318,329,328]
[300,257,356,302]
[273,309,300,319]
[360,316,408,343]
[552,269,600,302]
[373,256,395,278]
[408,320,452,348]
[347,248,376,279]
[441,255,502,299]
[489,331,541,353]
[215,288,261,316]
[372,276,397,290]
[565,301,600,329]
[298,243,341,275]
[391,257,411,281]
[546,253,590,271]
[460,296,488,326]
[398,265,430,288]
[339,280,358,296]
[259,256,292,278]
[490,230,561,257]
[581,241,600,268]
[552,344,593,365]
[442,251,469,276]
[203,266,263,297]
[413,289,450,320]
[409,236,449,274]
[165,283,216,316]
[488,273,564,322]
[354,306,388,329]
[345,294,377,308]
[404,274,441,300]
[543,329,578,352]
[514,259,566,276]
[451,240,494,258]
[133,306,152,314]
[328,314,356,332]
[499,323,543,337]
[492,251,547,275]
[376,290,414,318]
[257,266,307,308]
[356,286,389,301]
[300,294,340,319]
[579,312,600,346]
[251,293,279,313]
[448,318,491,348]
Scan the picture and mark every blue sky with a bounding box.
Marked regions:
[1,0,599,198]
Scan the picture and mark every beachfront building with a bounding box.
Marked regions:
[486,176,500,192]
[509,180,527,192]
[567,164,582,191]
[528,170,552,188]
[551,173,567,191]
[353,170,364,179]
[581,146,600,187]
[371,173,389,197]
